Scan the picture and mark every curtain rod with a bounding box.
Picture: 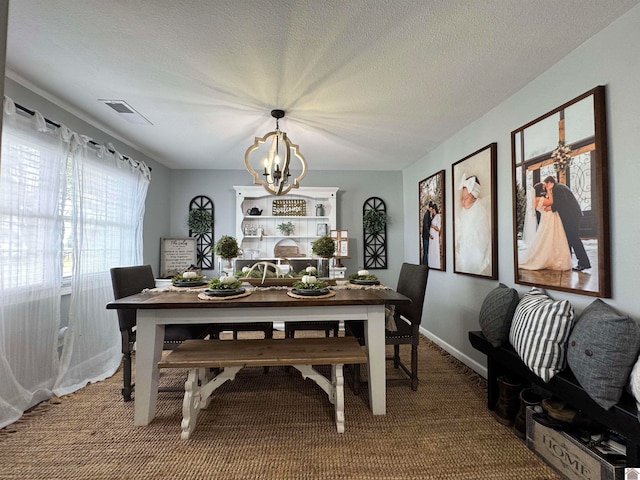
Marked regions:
[12,101,151,171]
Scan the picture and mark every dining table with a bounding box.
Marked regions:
[106,285,410,426]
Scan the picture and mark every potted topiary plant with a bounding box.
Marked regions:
[277,221,295,236]
[311,235,336,277]
[187,208,213,235]
[363,209,389,234]
[214,235,240,269]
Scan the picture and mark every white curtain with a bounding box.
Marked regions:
[54,140,150,395]
[0,98,67,428]
[0,96,151,426]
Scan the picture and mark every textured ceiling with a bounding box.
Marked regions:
[5,0,640,171]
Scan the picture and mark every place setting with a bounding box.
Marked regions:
[287,274,335,299]
[165,270,209,292]
[197,274,253,301]
[332,270,388,291]
[348,269,380,285]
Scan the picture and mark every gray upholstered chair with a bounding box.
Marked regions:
[110,264,210,401]
[345,262,429,392]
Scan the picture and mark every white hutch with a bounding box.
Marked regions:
[233,186,340,273]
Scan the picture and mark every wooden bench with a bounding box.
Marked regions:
[469,330,640,465]
[158,336,368,439]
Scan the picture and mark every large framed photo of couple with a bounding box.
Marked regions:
[452,143,498,279]
[418,170,445,271]
[511,86,610,297]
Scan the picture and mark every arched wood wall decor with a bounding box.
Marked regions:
[189,195,214,269]
[363,196,387,269]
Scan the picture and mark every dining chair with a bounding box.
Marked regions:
[284,321,339,338]
[110,264,211,401]
[345,262,429,392]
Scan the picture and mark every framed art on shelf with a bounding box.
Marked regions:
[511,86,610,297]
[316,223,328,236]
[418,170,445,271]
[452,143,498,279]
[330,229,349,267]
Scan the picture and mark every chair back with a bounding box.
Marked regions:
[110,264,156,331]
[395,262,429,326]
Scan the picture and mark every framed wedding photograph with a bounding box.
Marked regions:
[511,86,610,297]
[418,170,445,271]
[452,143,498,279]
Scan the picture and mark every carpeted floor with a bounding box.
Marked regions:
[0,334,561,479]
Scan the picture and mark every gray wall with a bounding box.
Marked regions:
[4,3,639,377]
[162,169,404,287]
[2,78,173,278]
[2,78,404,287]
[403,4,640,374]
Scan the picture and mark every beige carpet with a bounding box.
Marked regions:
[0,334,561,480]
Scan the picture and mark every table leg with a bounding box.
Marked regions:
[364,306,386,415]
[134,313,165,426]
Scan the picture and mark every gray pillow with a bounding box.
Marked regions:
[478,283,520,348]
[567,299,640,409]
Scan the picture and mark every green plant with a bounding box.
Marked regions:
[363,209,388,234]
[311,235,336,258]
[277,221,295,235]
[214,235,240,259]
[187,209,213,235]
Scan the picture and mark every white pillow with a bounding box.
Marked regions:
[509,288,575,382]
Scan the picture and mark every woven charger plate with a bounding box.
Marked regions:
[286,289,336,299]
[197,289,253,301]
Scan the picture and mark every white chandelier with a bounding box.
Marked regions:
[244,109,307,196]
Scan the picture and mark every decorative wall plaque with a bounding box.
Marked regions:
[272,199,306,216]
[160,237,197,277]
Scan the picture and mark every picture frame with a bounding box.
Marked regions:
[160,237,197,278]
[452,143,498,279]
[418,170,445,271]
[511,86,610,297]
[316,223,328,236]
[330,229,349,267]
[338,240,349,257]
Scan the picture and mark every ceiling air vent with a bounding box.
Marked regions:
[98,99,153,126]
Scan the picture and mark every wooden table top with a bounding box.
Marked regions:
[107,287,410,310]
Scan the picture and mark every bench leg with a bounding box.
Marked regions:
[181,366,241,440]
[181,369,201,440]
[487,356,505,411]
[333,364,345,434]
[292,364,345,434]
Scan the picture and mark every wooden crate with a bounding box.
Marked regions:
[526,408,625,480]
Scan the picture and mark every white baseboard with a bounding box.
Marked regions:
[419,326,487,379]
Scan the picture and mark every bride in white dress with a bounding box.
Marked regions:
[427,203,441,269]
[519,183,572,271]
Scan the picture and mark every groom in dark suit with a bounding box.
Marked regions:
[421,203,432,265]
[542,176,591,271]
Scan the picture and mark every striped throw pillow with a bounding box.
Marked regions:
[509,288,575,382]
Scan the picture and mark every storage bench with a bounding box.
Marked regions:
[159,336,368,439]
[469,330,640,466]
